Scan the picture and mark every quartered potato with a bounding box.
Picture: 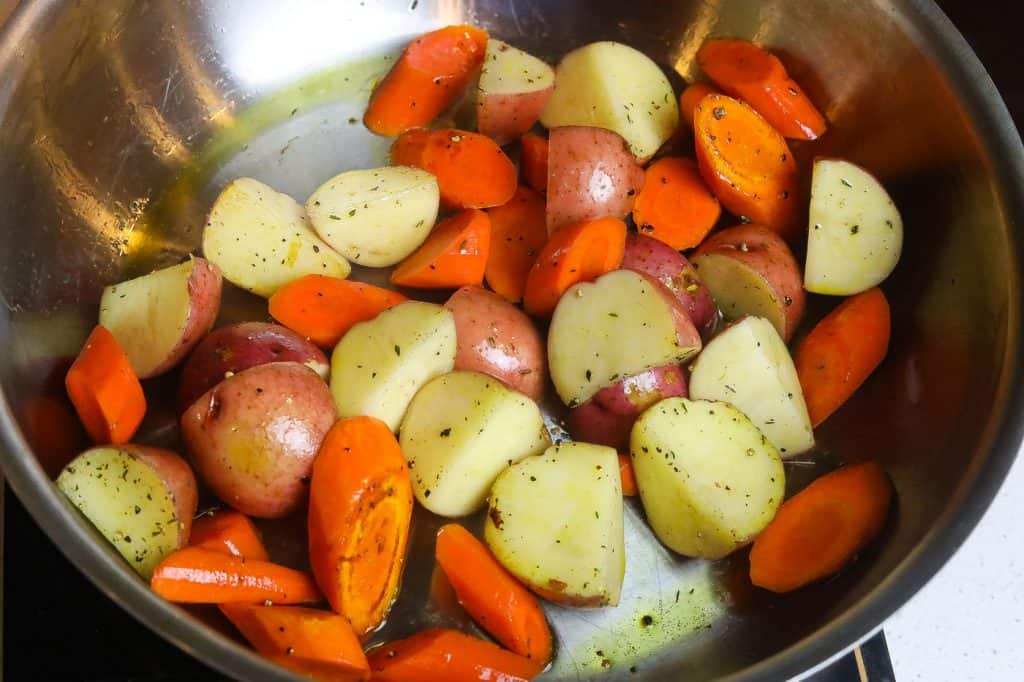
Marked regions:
[476,39,555,144]
[485,442,625,606]
[306,166,440,267]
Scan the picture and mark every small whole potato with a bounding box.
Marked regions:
[444,286,546,400]
[181,362,337,519]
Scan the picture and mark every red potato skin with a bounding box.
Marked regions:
[694,224,805,341]
[444,286,547,400]
[568,365,688,450]
[621,233,718,334]
[145,257,223,378]
[477,87,554,145]
[181,362,337,519]
[124,445,199,547]
[177,322,329,412]
[547,126,645,235]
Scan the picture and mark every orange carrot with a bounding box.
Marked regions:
[698,38,827,141]
[519,133,548,196]
[391,209,491,289]
[364,25,489,137]
[632,157,722,251]
[190,510,269,562]
[221,603,370,681]
[65,325,146,445]
[368,628,540,682]
[308,417,414,637]
[151,547,321,604]
[522,216,627,317]
[749,461,892,593]
[485,187,549,303]
[392,128,517,209]
[22,394,85,478]
[795,288,891,427]
[435,524,552,664]
[694,95,800,239]
[618,454,638,497]
[679,83,720,129]
[269,275,408,347]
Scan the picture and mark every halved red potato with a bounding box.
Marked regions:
[177,322,329,412]
[546,126,645,235]
[476,39,555,144]
[99,257,222,378]
[444,286,546,401]
[692,224,804,341]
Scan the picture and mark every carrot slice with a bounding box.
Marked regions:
[485,187,549,303]
[308,417,414,637]
[698,38,827,141]
[632,157,721,250]
[190,509,269,561]
[65,325,146,444]
[150,547,321,604]
[364,25,489,137]
[435,524,552,664]
[220,603,370,681]
[519,133,548,196]
[368,628,540,682]
[22,394,85,478]
[269,275,408,347]
[618,454,638,497]
[392,128,517,209]
[749,461,892,593]
[522,216,627,317]
[391,209,491,289]
[795,288,891,427]
[694,95,800,239]
[679,83,720,129]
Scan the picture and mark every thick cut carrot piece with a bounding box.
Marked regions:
[151,547,321,604]
[220,603,370,682]
[679,83,720,129]
[485,187,549,303]
[519,133,548,195]
[22,394,85,478]
[391,209,491,289]
[618,454,638,497]
[522,216,627,317]
[368,628,540,682]
[698,38,827,141]
[795,288,890,427]
[269,275,408,347]
[190,509,269,561]
[308,417,414,637]
[632,157,722,251]
[392,128,517,209]
[364,25,489,137]
[749,461,892,593]
[65,325,146,444]
[694,95,800,239]
[435,524,552,664]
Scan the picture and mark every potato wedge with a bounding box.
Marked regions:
[330,301,456,431]
[306,166,439,268]
[400,371,549,517]
[477,39,555,144]
[631,398,785,559]
[689,316,814,457]
[548,269,701,407]
[203,177,350,297]
[485,442,624,606]
[57,445,198,578]
[541,41,679,162]
[805,158,903,295]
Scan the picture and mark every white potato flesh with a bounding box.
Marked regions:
[805,159,903,295]
[203,177,350,297]
[690,252,787,339]
[331,301,456,431]
[480,39,555,95]
[306,166,439,267]
[631,398,785,559]
[540,41,679,161]
[57,447,183,578]
[400,371,550,517]
[548,269,699,407]
[689,316,815,457]
[485,442,624,606]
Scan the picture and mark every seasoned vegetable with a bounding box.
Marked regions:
[65,325,146,444]
[189,509,269,561]
[679,82,720,128]
[632,157,721,251]
[519,133,548,195]
[390,209,491,289]
[369,628,540,682]
[477,39,555,144]
[484,187,549,305]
